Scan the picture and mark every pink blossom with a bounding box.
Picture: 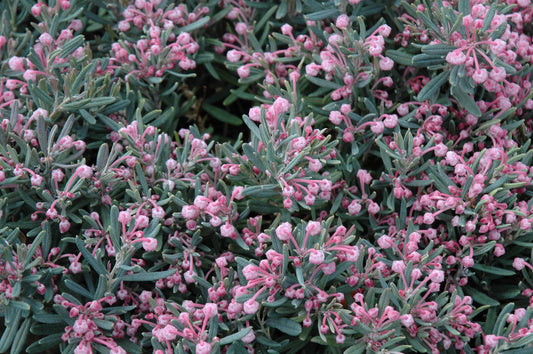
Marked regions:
[281,24,293,36]
[391,260,405,273]
[273,97,290,115]
[423,212,435,224]
[237,65,250,78]
[196,341,212,354]
[221,222,237,239]
[322,262,336,274]
[430,269,445,283]
[74,342,91,354]
[135,215,149,229]
[76,164,93,179]
[328,34,344,45]
[305,63,321,76]
[202,303,218,319]
[181,205,199,219]
[446,50,466,65]
[153,324,179,342]
[142,238,158,251]
[336,14,350,29]
[241,328,256,343]
[379,57,394,71]
[70,261,82,274]
[8,56,25,71]
[462,256,474,268]
[227,49,242,63]
[378,235,394,249]
[472,68,488,84]
[329,111,344,125]
[513,257,527,271]
[276,222,293,241]
[357,169,372,184]
[308,158,322,172]
[348,200,361,215]
[152,206,165,219]
[118,211,132,224]
[31,4,43,17]
[400,314,414,327]
[370,121,384,134]
[383,114,398,128]
[378,24,392,37]
[248,106,262,121]
[306,221,322,236]
[30,174,44,187]
[39,33,54,47]
[291,137,307,151]
[520,218,531,230]
[434,143,448,156]
[367,201,380,215]
[485,334,501,348]
[309,249,325,264]
[243,299,260,314]
[59,219,71,233]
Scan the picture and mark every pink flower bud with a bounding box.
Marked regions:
[220,223,237,239]
[305,63,321,76]
[181,205,200,219]
[243,299,259,314]
[400,314,414,327]
[391,260,406,273]
[514,257,527,271]
[31,4,43,17]
[281,24,293,35]
[472,68,488,84]
[118,211,132,225]
[276,222,292,241]
[383,114,398,128]
[461,256,474,268]
[485,334,501,348]
[306,221,321,236]
[446,50,467,65]
[336,14,350,29]
[241,328,255,343]
[70,261,82,274]
[308,249,325,264]
[76,164,92,179]
[59,219,71,233]
[237,65,250,78]
[8,56,25,71]
[39,33,53,47]
[379,57,394,71]
[378,235,394,249]
[430,269,445,283]
[378,24,392,36]
[367,201,380,215]
[196,341,212,354]
[142,238,157,251]
[273,97,290,115]
[60,0,71,10]
[151,206,165,219]
[520,218,531,230]
[370,121,384,134]
[31,174,44,187]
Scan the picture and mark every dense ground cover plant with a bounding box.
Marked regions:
[1,0,533,353]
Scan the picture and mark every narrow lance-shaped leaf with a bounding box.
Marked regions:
[417,71,450,102]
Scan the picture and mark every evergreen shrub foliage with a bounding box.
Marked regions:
[1,0,533,353]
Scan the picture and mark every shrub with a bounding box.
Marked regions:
[1,0,533,353]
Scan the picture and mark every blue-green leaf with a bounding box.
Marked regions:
[265,317,302,336]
